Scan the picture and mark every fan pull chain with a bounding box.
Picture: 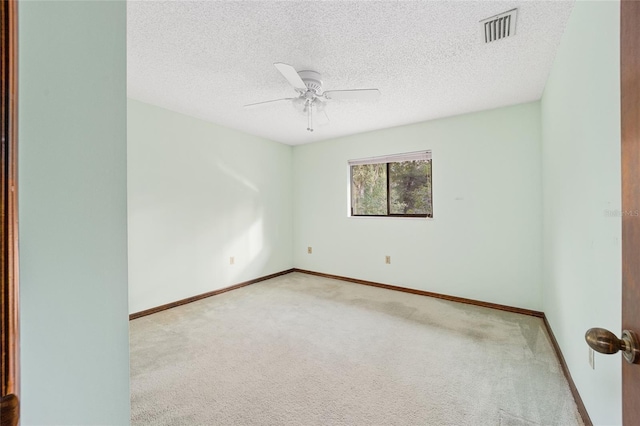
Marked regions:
[307,101,314,132]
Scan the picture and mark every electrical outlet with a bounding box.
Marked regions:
[307,246,312,254]
[385,255,391,264]
[230,256,235,265]
[589,347,595,369]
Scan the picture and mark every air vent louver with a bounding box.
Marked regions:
[481,8,517,43]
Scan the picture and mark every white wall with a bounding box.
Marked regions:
[293,102,542,311]
[541,1,621,424]
[127,99,293,314]
[18,1,130,424]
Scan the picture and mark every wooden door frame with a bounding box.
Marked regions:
[621,0,640,424]
[1,0,20,425]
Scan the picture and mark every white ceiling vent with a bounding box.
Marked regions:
[481,8,517,43]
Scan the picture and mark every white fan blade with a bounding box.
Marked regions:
[323,89,380,101]
[244,98,294,109]
[274,63,307,92]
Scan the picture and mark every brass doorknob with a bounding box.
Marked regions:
[585,328,640,364]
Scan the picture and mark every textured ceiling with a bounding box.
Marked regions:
[127,1,575,145]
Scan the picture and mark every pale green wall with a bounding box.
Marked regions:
[127,99,293,314]
[18,1,130,424]
[293,102,543,311]
[541,1,621,424]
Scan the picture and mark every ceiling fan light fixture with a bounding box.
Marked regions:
[292,97,306,112]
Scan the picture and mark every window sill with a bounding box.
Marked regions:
[347,215,434,221]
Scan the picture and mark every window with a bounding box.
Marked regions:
[349,151,432,218]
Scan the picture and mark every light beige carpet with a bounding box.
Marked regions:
[130,272,583,425]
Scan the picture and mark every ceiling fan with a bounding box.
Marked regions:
[244,63,380,132]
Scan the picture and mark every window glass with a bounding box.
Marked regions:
[389,160,432,215]
[349,153,432,218]
[351,163,387,215]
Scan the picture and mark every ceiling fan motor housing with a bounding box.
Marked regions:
[298,70,323,93]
